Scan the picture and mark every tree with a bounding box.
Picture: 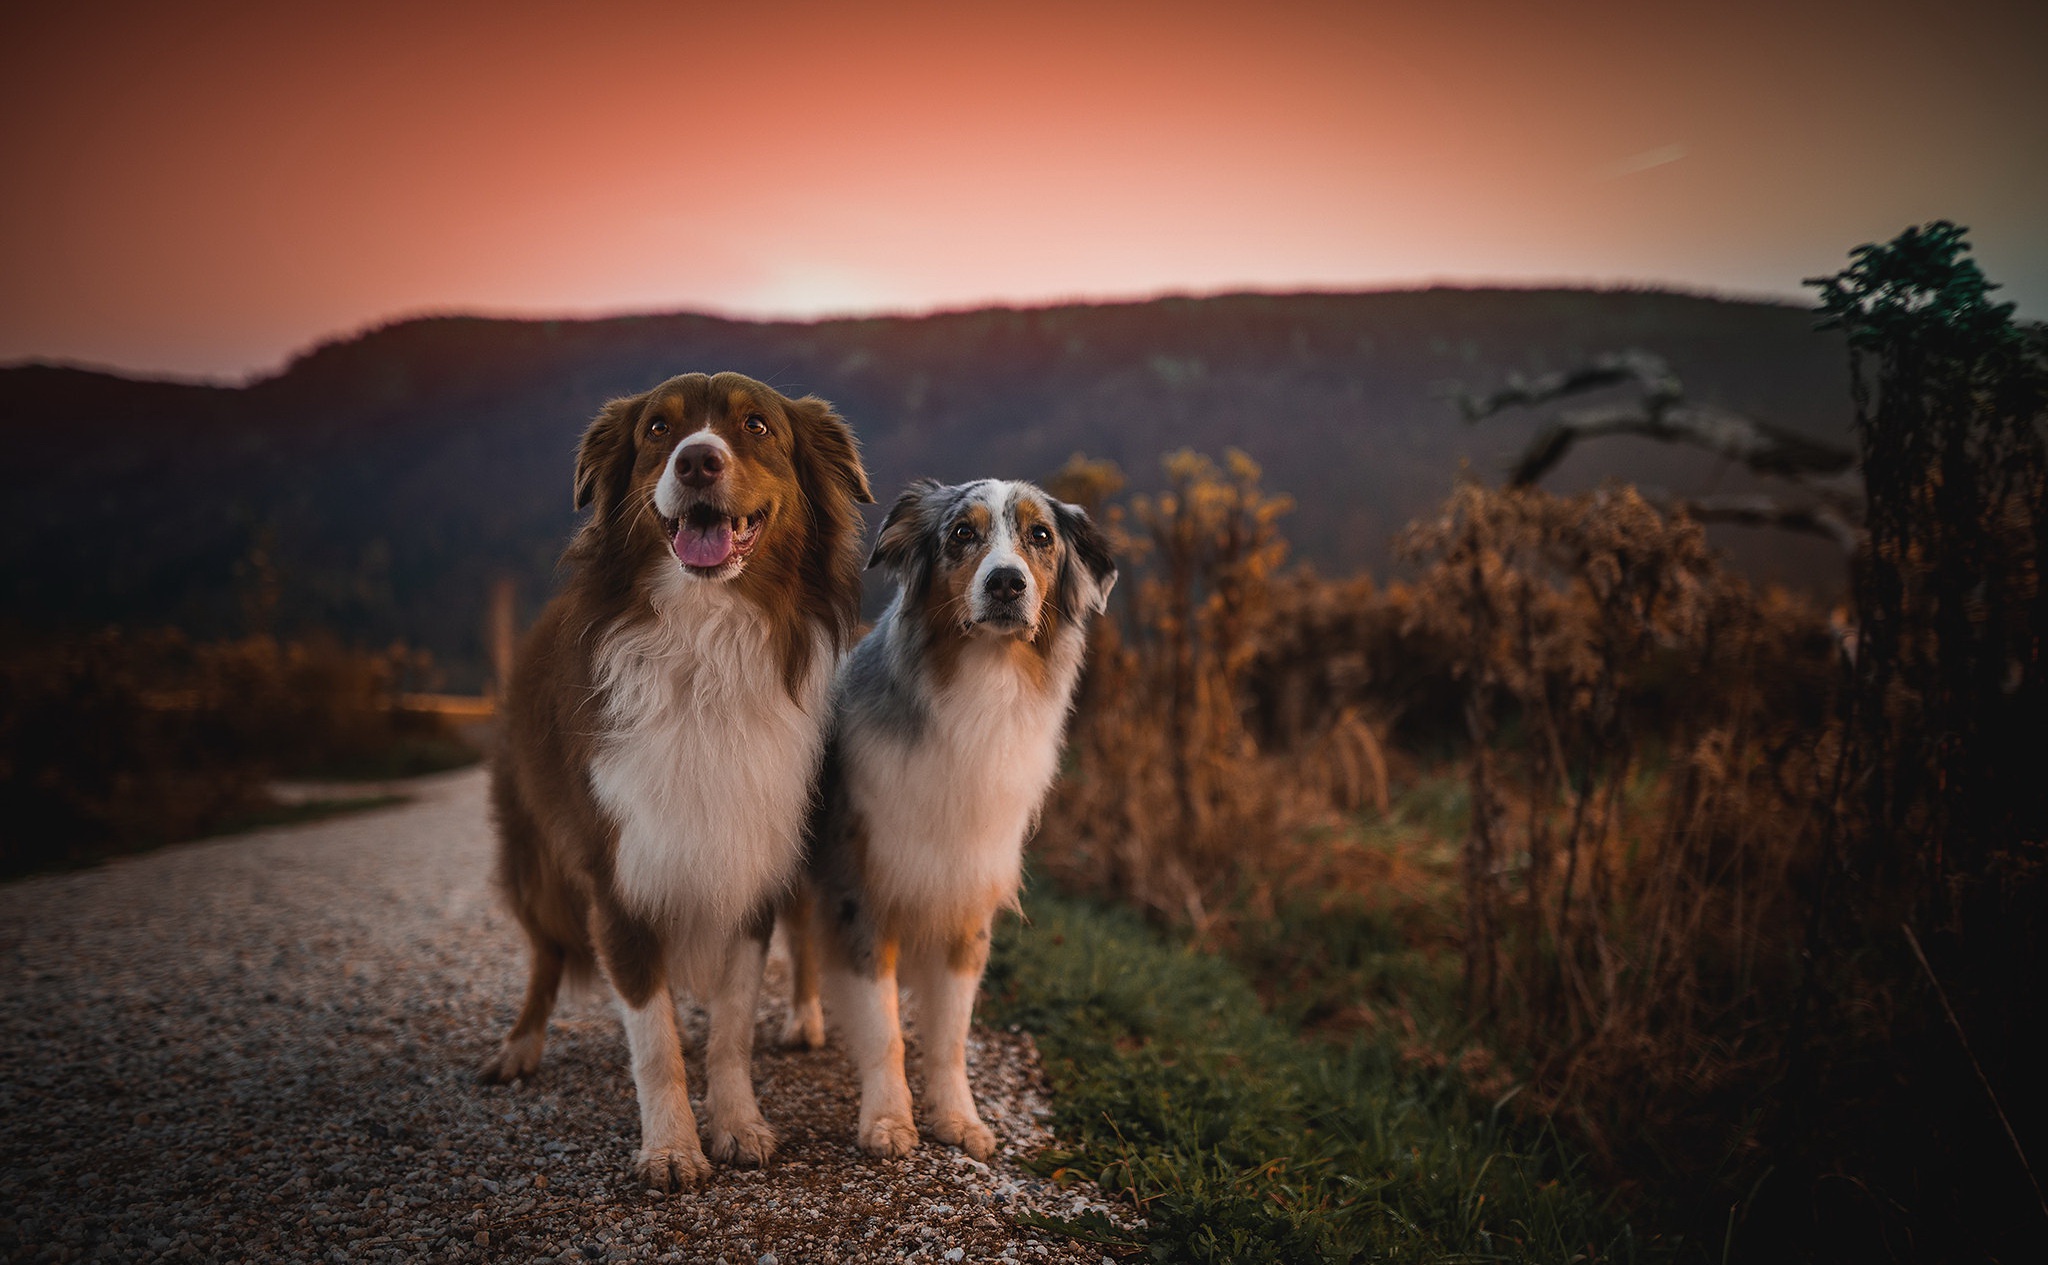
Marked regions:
[1800,221,2048,1248]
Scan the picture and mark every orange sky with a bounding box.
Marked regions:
[2,0,2042,380]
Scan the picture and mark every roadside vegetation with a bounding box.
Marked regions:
[987,869,1667,1263]
[0,629,474,878]
[1022,225,2046,1261]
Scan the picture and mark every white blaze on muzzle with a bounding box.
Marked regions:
[968,484,1041,630]
[653,429,733,520]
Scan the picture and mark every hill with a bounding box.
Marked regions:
[0,289,1852,686]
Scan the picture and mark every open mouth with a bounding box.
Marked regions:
[659,503,768,572]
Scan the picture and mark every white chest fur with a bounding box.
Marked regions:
[845,633,1083,932]
[588,576,832,939]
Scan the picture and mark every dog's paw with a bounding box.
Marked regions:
[633,1144,712,1193]
[929,1112,996,1160]
[706,1114,777,1168]
[778,999,826,1050]
[857,1114,920,1159]
[475,1034,543,1084]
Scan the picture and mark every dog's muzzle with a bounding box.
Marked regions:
[972,565,1036,631]
[663,502,767,571]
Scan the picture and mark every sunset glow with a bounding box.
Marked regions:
[2,0,2042,379]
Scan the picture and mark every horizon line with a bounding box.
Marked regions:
[4,276,1815,389]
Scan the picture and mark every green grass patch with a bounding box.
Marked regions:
[985,892,1680,1263]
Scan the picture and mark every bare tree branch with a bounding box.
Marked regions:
[1451,348,1866,553]
[1676,493,1864,553]
[1512,403,1857,500]
[1448,350,1684,421]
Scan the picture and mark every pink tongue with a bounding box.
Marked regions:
[673,519,735,568]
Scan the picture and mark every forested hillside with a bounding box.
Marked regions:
[1,288,1849,685]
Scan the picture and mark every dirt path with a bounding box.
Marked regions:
[0,769,1114,1263]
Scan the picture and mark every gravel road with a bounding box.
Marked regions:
[0,768,1117,1263]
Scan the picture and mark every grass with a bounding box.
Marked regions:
[984,879,1686,1263]
[1228,770,1467,1036]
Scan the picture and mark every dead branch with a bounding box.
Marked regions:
[1450,350,1684,421]
[1675,494,1863,553]
[1514,403,1858,499]
[1452,349,1864,552]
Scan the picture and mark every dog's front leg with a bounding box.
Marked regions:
[599,903,711,1191]
[702,920,777,1166]
[616,983,711,1191]
[824,934,918,1157]
[906,920,997,1159]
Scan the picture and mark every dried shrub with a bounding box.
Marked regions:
[1399,482,1836,1153]
[1038,450,1368,926]
[0,628,463,876]
[1038,444,1970,1248]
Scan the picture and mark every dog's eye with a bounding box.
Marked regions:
[950,522,977,544]
[743,413,769,436]
[647,419,670,437]
[1027,524,1053,546]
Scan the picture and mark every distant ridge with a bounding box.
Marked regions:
[0,289,1851,686]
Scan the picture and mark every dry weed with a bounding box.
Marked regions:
[1400,480,1835,1149]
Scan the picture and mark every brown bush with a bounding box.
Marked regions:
[1045,461,1844,1162]
[0,628,464,877]
[1037,450,1368,926]
[1040,459,1838,1119]
[1398,481,1837,1150]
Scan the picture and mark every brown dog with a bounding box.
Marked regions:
[478,371,871,1190]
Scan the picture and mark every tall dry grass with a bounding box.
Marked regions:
[1398,482,1837,1154]
[1038,449,1394,928]
[1037,453,1843,1188]
[1029,227,2048,1255]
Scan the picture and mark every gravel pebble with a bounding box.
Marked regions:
[0,768,1125,1261]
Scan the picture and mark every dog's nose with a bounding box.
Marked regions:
[673,441,725,489]
[984,567,1027,602]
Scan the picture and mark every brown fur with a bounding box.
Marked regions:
[478,371,870,1174]
[557,372,869,694]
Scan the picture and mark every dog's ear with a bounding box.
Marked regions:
[785,395,874,506]
[780,392,872,649]
[573,393,644,513]
[870,479,943,575]
[1052,499,1118,619]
